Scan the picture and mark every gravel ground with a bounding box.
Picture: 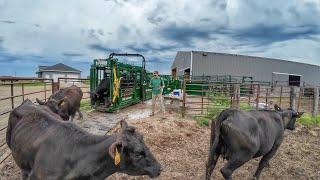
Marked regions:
[0,102,319,180]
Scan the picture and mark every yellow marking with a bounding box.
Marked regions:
[112,66,122,103]
[115,148,121,166]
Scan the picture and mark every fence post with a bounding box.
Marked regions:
[256,84,260,110]
[21,83,25,101]
[290,86,296,110]
[279,86,283,107]
[10,80,14,109]
[182,79,186,118]
[236,85,240,109]
[232,84,240,109]
[312,87,319,117]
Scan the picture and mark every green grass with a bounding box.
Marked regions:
[194,116,210,127]
[297,114,320,126]
[80,100,92,111]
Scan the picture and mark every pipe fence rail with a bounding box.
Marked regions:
[0,77,53,166]
[0,77,89,166]
[58,78,90,100]
[181,79,320,118]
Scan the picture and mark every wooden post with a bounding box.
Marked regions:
[182,79,186,118]
[312,87,319,117]
[44,81,47,102]
[236,85,240,109]
[21,83,25,101]
[266,88,269,107]
[297,87,302,112]
[10,80,14,109]
[256,84,260,110]
[279,86,283,107]
[290,86,296,110]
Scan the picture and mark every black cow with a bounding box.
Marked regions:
[6,100,162,180]
[36,85,83,121]
[90,78,111,106]
[205,105,303,180]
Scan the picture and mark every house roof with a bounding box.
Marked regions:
[37,63,81,73]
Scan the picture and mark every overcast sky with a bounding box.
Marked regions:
[0,0,319,77]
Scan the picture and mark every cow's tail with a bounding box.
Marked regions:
[205,110,229,180]
[6,112,15,149]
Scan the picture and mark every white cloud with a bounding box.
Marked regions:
[0,0,319,76]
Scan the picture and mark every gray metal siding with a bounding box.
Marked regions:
[171,51,191,76]
[188,51,320,85]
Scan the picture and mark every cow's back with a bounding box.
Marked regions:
[220,109,284,158]
[7,103,77,170]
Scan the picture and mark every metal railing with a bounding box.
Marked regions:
[181,79,320,118]
[57,78,90,100]
[0,77,53,166]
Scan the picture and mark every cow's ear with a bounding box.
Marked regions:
[108,141,122,160]
[274,104,282,111]
[120,120,128,129]
[58,98,67,107]
[36,98,45,105]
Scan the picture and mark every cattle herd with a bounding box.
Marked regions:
[5,85,304,179]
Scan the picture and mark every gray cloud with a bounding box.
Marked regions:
[0,20,16,24]
[62,52,84,57]
[88,44,119,53]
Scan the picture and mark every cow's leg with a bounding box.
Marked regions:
[21,170,29,180]
[77,109,83,119]
[70,113,75,122]
[253,143,281,179]
[220,154,252,180]
[205,150,220,180]
[28,170,39,180]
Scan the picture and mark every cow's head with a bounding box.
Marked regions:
[108,120,162,178]
[90,92,98,106]
[36,98,69,121]
[274,104,304,130]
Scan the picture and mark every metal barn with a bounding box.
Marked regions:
[171,51,320,86]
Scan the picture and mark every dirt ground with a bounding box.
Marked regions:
[1,103,320,180]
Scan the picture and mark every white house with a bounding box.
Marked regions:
[36,63,81,82]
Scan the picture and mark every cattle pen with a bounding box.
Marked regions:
[0,76,319,179]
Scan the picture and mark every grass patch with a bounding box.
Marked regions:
[193,94,255,126]
[298,114,320,126]
[80,100,92,111]
[194,116,210,127]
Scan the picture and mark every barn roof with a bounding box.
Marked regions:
[37,63,81,73]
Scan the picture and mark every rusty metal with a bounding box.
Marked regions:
[0,77,52,81]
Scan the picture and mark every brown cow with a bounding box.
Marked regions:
[37,85,83,121]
